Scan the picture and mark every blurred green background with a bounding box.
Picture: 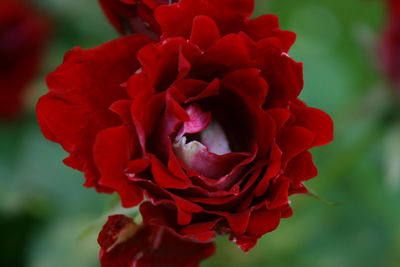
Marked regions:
[1,0,399,266]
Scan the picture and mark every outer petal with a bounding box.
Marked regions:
[94,125,144,207]
[36,35,151,191]
[293,107,334,147]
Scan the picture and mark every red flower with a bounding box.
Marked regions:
[381,0,400,92]
[0,0,48,119]
[98,0,179,38]
[98,215,215,267]
[37,0,333,252]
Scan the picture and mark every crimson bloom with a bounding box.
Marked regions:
[381,0,400,93]
[98,215,215,267]
[0,0,48,119]
[37,0,333,254]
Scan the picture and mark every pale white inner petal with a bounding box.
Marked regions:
[173,137,207,167]
[200,121,231,155]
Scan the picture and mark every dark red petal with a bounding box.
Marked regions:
[285,151,318,185]
[36,35,151,190]
[94,125,143,207]
[204,33,251,68]
[190,15,220,50]
[277,126,315,164]
[156,0,254,39]
[221,68,268,107]
[254,142,282,197]
[293,107,334,147]
[267,176,290,209]
[151,155,191,189]
[243,14,279,41]
[258,46,304,107]
[245,207,281,237]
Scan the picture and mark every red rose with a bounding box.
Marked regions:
[37,0,333,252]
[98,0,179,38]
[98,214,215,267]
[0,0,48,119]
[381,0,400,93]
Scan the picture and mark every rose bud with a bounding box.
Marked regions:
[98,0,179,39]
[98,215,215,267]
[380,0,400,94]
[0,0,48,119]
[37,0,333,253]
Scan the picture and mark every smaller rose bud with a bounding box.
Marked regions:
[98,215,215,267]
[98,0,179,39]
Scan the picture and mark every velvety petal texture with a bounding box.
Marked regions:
[38,0,334,257]
[0,0,48,119]
[98,215,215,267]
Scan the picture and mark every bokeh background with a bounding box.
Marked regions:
[1,0,399,266]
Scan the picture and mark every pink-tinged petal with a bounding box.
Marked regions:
[37,35,151,191]
[190,15,220,50]
[182,104,211,135]
[98,214,215,267]
[293,107,334,147]
[94,125,143,207]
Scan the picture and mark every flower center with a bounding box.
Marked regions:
[174,103,232,157]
